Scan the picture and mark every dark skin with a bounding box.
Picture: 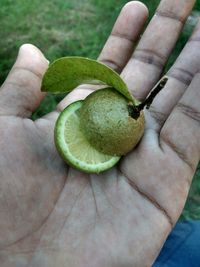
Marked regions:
[0,1,200,266]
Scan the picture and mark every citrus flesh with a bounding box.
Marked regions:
[80,88,145,156]
[54,100,120,173]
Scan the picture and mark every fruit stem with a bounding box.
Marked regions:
[128,76,168,119]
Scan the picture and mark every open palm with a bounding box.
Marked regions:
[1,1,200,266]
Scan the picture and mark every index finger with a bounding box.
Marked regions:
[121,0,195,101]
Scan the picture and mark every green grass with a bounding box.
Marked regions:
[0,0,200,220]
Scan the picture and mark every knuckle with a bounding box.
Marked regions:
[168,67,194,86]
[149,107,166,127]
[99,58,121,72]
[160,132,196,172]
[156,10,184,24]
[132,48,165,68]
[177,102,200,126]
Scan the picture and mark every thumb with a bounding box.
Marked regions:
[0,44,49,117]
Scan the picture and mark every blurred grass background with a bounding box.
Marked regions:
[0,0,200,220]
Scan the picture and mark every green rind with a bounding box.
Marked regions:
[80,88,145,156]
[54,100,120,174]
[42,56,133,102]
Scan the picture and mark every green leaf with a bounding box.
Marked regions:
[42,56,133,101]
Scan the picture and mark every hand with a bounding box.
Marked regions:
[0,1,199,266]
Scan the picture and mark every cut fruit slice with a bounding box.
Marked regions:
[55,100,121,173]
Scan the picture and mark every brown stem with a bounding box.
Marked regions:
[128,76,168,120]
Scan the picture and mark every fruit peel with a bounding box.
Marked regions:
[80,88,145,156]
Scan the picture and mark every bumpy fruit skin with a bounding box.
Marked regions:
[79,88,145,156]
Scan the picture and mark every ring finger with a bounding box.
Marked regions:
[146,20,200,132]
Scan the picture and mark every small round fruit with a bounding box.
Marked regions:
[80,88,145,156]
[54,100,120,173]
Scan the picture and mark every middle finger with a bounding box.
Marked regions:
[121,0,195,101]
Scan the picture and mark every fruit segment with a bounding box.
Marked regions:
[55,101,120,173]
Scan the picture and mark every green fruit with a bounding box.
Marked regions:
[80,88,145,156]
[42,57,167,173]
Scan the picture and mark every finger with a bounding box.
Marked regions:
[56,1,148,112]
[160,73,200,175]
[121,0,195,101]
[98,1,148,73]
[0,44,49,117]
[146,20,200,132]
